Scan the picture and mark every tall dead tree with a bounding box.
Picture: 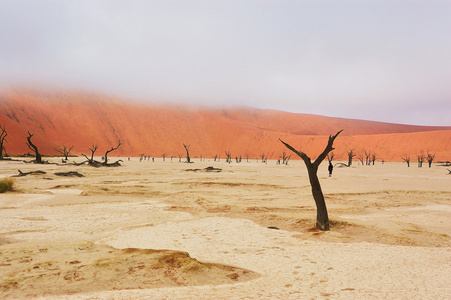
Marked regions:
[54,144,74,161]
[280,130,342,231]
[347,149,356,167]
[183,144,191,163]
[427,152,435,168]
[0,125,7,160]
[26,131,42,163]
[402,154,411,167]
[103,140,122,165]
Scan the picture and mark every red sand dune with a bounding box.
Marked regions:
[0,90,450,161]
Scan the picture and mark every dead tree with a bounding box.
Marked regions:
[82,144,102,167]
[326,152,335,163]
[280,151,291,165]
[225,151,232,163]
[427,152,435,168]
[0,125,7,160]
[347,149,356,167]
[363,150,371,165]
[183,144,191,163]
[371,153,377,165]
[162,153,166,162]
[89,144,98,161]
[260,153,267,164]
[103,140,122,165]
[402,154,411,167]
[417,151,425,168]
[26,131,43,163]
[280,130,343,231]
[54,144,74,161]
[357,154,364,165]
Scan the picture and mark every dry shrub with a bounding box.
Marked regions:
[0,177,14,193]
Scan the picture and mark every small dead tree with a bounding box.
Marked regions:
[0,125,7,160]
[26,131,42,163]
[183,144,191,163]
[89,144,98,161]
[357,154,364,165]
[401,154,411,167]
[427,152,435,168]
[280,151,291,165]
[363,150,371,165]
[417,151,425,168]
[280,130,342,231]
[326,152,335,163]
[162,153,166,162]
[82,144,101,167]
[103,140,122,165]
[371,153,377,165]
[347,149,356,167]
[54,144,74,161]
[225,151,232,163]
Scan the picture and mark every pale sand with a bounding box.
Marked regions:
[1,158,450,299]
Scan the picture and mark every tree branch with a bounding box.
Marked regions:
[313,130,343,167]
[279,138,311,165]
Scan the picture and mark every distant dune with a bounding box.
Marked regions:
[1,90,450,161]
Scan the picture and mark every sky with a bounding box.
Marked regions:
[1,0,450,126]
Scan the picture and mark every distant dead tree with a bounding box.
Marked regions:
[427,152,435,168]
[260,153,267,164]
[0,125,7,160]
[326,152,335,163]
[417,151,425,168]
[280,151,291,165]
[54,144,74,161]
[363,150,371,165]
[371,153,377,165]
[225,151,232,163]
[26,131,43,164]
[401,154,411,167]
[357,154,364,165]
[280,129,342,231]
[347,149,356,167]
[178,154,182,162]
[162,153,166,162]
[103,140,122,165]
[183,144,191,163]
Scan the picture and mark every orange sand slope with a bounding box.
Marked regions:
[0,89,450,161]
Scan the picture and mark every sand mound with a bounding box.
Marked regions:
[0,242,259,299]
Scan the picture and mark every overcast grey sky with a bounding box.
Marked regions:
[1,0,450,126]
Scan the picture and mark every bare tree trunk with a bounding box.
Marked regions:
[183,144,191,163]
[347,149,356,167]
[0,125,7,160]
[280,130,342,231]
[26,131,42,163]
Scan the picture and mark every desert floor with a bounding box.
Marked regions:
[1,157,450,299]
